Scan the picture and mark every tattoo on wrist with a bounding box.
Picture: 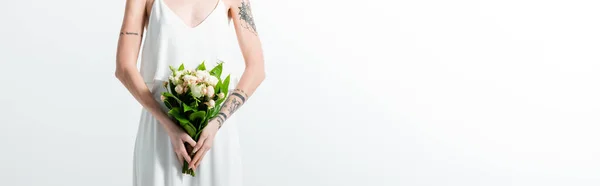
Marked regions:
[218,113,228,121]
[215,89,248,128]
[120,31,140,36]
[215,115,225,129]
[237,0,258,35]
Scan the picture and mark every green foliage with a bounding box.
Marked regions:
[167,108,197,135]
[189,111,206,123]
[169,65,177,74]
[162,92,182,105]
[164,61,232,177]
[210,62,223,78]
[221,75,230,96]
[196,60,206,71]
[183,102,195,113]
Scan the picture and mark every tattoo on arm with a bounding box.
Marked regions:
[120,31,140,36]
[215,89,248,128]
[237,0,258,35]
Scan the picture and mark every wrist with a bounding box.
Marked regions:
[152,111,178,133]
[214,114,226,129]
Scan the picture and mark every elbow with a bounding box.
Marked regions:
[246,63,266,84]
[114,64,130,82]
[255,68,266,84]
[114,69,121,81]
[115,67,124,81]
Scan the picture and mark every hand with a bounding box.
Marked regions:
[189,119,220,170]
[163,119,197,167]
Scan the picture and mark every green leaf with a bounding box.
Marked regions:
[168,109,187,124]
[196,60,206,71]
[169,66,177,74]
[210,63,223,78]
[215,97,225,106]
[189,111,206,122]
[168,80,177,94]
[215,80,222,94]
[209,105,220,118]
[178,63,185,71]
[164,100,173,109]
[194,131,201,140]
[221,75,230,96]
[162,92,182,104]
[183,103,194,113]
[181,123,197,136]
[168,108,197,135]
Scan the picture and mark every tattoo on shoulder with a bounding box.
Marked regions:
[120,31,140,36]
[238,0,258,35]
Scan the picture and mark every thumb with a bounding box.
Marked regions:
[183,134,197,147]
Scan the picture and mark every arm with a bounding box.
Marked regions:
[115,0,196,166]
[190,0,265,169]
[215,0,266,128]
[115,0,168,130]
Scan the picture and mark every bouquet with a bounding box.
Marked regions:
[160,61,230,176]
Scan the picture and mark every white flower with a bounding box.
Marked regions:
[183,75,198,85]
[207,76,219,86]
[160,95,166,101]
[174,71,183,77]
[190,84,205,98]
[206,86,215,98]
[218,92,225,99]
[206,99,215,108]
[195,70,210,82]
[170,71,184,85]
[174,84,184,95]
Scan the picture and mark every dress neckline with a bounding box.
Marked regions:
[155,0,223,29]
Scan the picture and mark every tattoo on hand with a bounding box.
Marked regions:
[120,31,140,36]
[215,89,248,129]
[238,0,258,35]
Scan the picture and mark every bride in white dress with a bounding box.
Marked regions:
[114,0,265,185]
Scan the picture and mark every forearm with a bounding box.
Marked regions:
[115,67,175,131]
[214,66,265,128]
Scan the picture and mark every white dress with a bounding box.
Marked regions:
[133,0,244,185]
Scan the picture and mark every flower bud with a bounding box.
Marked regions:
[218,92,225,99]
[175,84,184,95]
[207,86,215,98]
[208,99,215,108]
[201,86,208,96]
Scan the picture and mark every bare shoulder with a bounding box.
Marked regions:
[222,0,250,11]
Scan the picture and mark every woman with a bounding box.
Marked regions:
[114,0,265,185]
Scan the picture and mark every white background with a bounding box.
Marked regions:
[1,0,599,185]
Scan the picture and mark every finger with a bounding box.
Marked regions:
[192,135,207,154]
[180,144,192,164]
[190,148,203,170]
[182,134,196,147]
[194,147,209,169]
[176,153,184,166]
[193,138,213,168]
[190,138,208,166]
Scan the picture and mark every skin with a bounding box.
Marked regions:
[115,0,265,170]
